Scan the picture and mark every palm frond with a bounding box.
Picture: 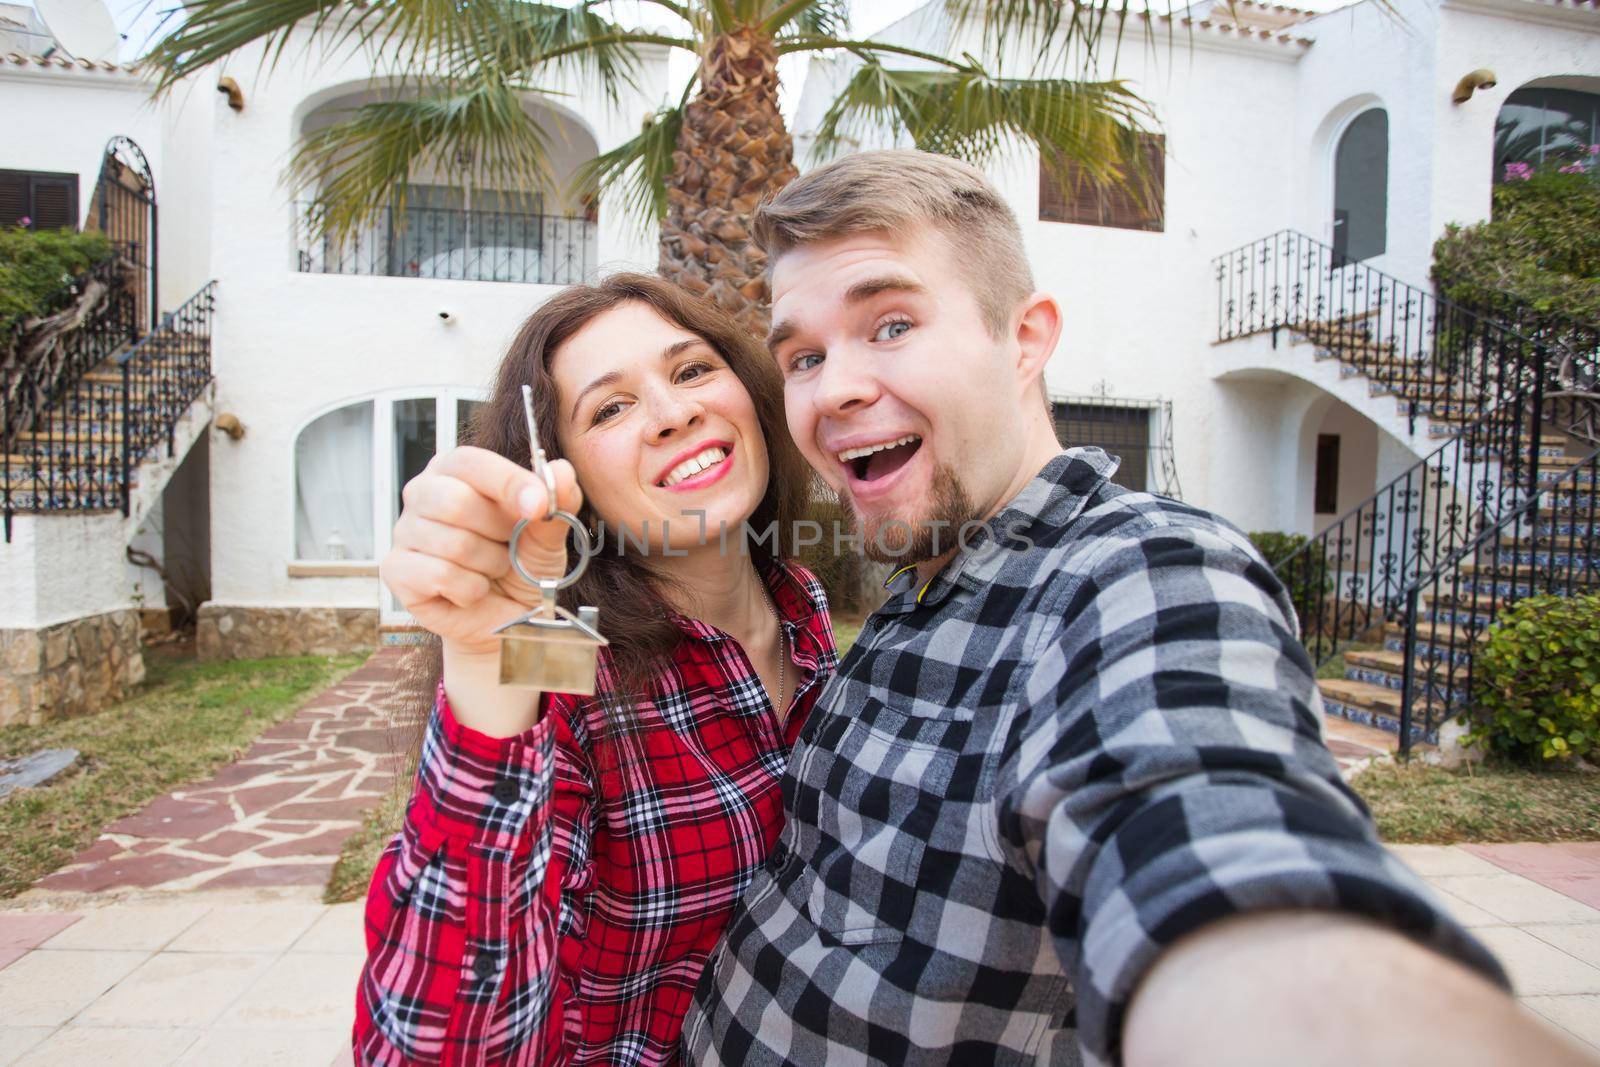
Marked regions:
[812,53,1155,190]
[468,3,692,99]
[573,103,685,228]
[941,0,1145,79]
[762,0,849,38]
[142,0,508,93]
[292,71,556,245]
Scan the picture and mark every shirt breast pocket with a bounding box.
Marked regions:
[800,695,971,947]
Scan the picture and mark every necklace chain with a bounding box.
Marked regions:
[757,576,786,717]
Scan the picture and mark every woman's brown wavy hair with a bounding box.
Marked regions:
[396,272,813,764]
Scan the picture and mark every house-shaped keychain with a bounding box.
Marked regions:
[494,601,607,695]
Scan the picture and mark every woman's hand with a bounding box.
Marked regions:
[381,445,583,659]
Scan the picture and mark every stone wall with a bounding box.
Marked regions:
[0,609,144,727]
[197,604,378,661]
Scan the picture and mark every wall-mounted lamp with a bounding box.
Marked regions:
[1452,69,1497,104]
[217,77,244,112]
[214,412,245,440]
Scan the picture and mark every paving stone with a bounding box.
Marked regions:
[176,1028,350,1066]
[326,728,393,754]
[197,863,336,889]
[0,947,25,971]
[1473,927,1600,995]
[1429,874,1600,925]
[104,796,233,840]
[225,780,314,814]
[257,829,355,859]
[189,830,273,858]
[0,914,80,950]
[36,852,217,893]
[219,951,364,1030]
[306,773,358,801]
[41,904,206,952]
[267,797,374,822]
[0,1027,53,1064]
[1525,924,1600,969]
[261,721,316,741]
[13,1025,199,1065]
[0,749,78,800]
[78,952,273,1028]
[290,903,366,955]
[1540,874,1600,911]
[1465,843,1600,877]
[1525,994,1600,1050]
[203,761,277,788]
[166,902,325,954]
[1389,844,1504,877]
[0,949,148,1026]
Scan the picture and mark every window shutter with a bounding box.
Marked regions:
[1039,134,1164,232]
[0,172,26,227]
[30,175,77,231]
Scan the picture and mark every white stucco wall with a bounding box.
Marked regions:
[0,62,214,311]
[202,31,667,614]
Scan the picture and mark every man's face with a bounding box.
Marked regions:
[768,228,1028,563]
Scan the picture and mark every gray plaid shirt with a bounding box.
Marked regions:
[683,449,1504,1066]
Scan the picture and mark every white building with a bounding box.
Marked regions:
[0,0,1595,728]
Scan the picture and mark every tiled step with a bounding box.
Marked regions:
[1381,621,1485,664]
[1343,649,1471,697]
[1317,677,1441,745]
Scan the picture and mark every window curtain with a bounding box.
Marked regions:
[295,401,375,559]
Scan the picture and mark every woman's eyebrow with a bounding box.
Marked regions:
[569,339,708,420]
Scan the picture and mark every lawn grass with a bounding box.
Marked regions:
[325,614,876,905]
[0,644,364,899]
[1355,756,1600,844]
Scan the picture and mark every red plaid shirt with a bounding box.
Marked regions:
[355,561,834,1066]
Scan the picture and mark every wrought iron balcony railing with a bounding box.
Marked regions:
[293,202,597,286]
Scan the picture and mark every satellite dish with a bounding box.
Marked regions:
[34,0,124,63]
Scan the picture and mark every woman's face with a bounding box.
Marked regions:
[549,300,770,554]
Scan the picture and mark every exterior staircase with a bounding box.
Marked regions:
[2,279,216,540]
[1215,230,1599,754]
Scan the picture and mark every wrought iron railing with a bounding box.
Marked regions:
[1216,229,1600,754]
[1395,446,1600,748]
[2,256,138,456]
[293,202,596,286]
[2,280,216,540]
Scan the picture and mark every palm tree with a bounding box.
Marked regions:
[147,1,1156,332]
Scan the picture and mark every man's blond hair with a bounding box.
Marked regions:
[752,150,1035,339]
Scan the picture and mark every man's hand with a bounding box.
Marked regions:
[1124,910,1597,1067]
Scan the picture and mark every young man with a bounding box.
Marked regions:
[680,151,1593,1066]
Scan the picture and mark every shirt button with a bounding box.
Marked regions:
[472,953,497,980]
[491,778,520,804]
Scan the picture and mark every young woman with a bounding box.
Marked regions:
[357,273,836,1065]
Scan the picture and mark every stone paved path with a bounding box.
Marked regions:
[34,649,410,895]
[1323,714,1403,777]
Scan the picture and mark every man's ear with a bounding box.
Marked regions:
[1012,292,1063,394]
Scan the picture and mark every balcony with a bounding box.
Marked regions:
[293,200,597,286]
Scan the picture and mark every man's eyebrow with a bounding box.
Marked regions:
[570,338,706,420]
[766,276,926,355]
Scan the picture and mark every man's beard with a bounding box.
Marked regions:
[846,461,979,565]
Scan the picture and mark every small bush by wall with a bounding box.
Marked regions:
[1248,530,1332,631]
[1466,594,1600,762]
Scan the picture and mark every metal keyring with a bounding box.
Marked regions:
[508,509,593,591]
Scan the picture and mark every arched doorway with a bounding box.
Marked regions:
[1332,109,1387,264]
[85,136,157,333]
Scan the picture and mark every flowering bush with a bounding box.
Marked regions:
[1433,163,1600,325]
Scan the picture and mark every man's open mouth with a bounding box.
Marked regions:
[837,435,923,483]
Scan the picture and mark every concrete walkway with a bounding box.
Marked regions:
[1,843,1598,1065]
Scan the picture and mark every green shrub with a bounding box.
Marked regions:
[1432,169,1600,325]
[1467,594,1600,762]
[0,226,113,349]
[1248,530,1332,629]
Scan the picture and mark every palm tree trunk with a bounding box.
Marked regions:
[659,27,797,336]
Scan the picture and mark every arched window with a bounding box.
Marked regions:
[295,401,375,560]
[1333,108,1388,263]
[1495,86,1600,182]
[292,393,488,564]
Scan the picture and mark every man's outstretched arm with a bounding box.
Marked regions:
[1126,910,1596,1067]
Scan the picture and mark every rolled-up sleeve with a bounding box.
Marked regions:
[999,519,1508,1067]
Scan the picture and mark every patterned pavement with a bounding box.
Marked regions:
[31,649,411,896]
